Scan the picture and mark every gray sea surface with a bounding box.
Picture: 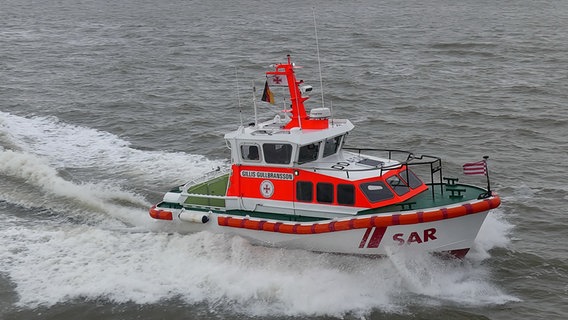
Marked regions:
[1,0,567,319]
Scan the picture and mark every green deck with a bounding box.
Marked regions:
[184,173,229,207]
[358,183,488,215]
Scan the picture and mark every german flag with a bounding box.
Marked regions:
[261,81,274,104]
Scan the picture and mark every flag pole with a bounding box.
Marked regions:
[235,67,243,127]
[252,80,258,128]
[483,155,492,196]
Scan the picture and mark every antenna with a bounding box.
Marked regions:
[313,7,325,109]
[235,67,243,126]
[252,80,258,127]
[330,99,334,126]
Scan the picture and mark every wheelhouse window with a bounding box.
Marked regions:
[337,184,355,205]
[360,181,394,203]
[323,135,342,158]
[316,182,333,203]
[263,143,292,164]
[298,142,320,164]
[240,144,260,161]
[296,181,313,202]
[399,169,423,189]
[386,175,410,196]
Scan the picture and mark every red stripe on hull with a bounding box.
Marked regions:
[359,228,373,248]
[367,227,387,248]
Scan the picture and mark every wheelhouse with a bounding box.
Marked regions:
[220,55,440,218]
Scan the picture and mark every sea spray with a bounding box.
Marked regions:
[0,219,518,316]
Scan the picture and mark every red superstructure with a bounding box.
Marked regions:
[266,55,328,130]
[224,55,428,217]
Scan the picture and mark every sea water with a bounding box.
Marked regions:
[1,0,567,319]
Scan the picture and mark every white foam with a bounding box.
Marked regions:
[0,149,152,225]
[0,111,226,185]
[0,111,225,225]
[386,248,518,306]
[0,218,518,317]
[468,209,514,261]
[0,111,518,315]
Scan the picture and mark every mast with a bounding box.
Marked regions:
[266,55,307,129]
[266,55,328,130]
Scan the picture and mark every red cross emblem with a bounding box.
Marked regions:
[260,180,274,198]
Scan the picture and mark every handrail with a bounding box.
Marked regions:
[183,193,226,199]
[182,166,231,190]
[310,147,445,198]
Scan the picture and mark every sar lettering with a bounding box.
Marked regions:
[393,228,437,245]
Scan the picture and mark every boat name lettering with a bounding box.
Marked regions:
[240,170,294,180]
[393,228,437,245]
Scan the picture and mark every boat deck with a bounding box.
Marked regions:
[183,173,229,208]
[358,182,489,216]
[177,170,489,221]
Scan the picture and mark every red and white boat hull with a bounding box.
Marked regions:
[151,195,499,258]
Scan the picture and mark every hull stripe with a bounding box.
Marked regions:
[367,227,387,248]
[217,195,501,235]
[359,227,373,248]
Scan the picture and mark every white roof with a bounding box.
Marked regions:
[224,118,354,145]
[296,151,400,181]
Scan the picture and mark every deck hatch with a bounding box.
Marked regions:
[357,158,384,167]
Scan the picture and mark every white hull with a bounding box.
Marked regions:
[152,203,494,257]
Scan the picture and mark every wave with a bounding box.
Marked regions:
[0,209,517,317]
[0,149,152,226]
[0,111,517,316]
[0,111,225,225]
[0,111,226,184]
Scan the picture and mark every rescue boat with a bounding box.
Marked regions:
[149,55,500,258]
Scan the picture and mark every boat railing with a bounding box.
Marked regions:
[323,147,445,197]
[182,166,231,190]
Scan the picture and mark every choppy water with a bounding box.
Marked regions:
[1,0,567,319]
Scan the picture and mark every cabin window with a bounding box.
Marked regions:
[387,175,410,196]
[298,142,320,164]
[263,143,292,164]
[337,184,355,205]
[316,182,334,203]
[399,169,423,189]
[360,181,394,203]
[240,144,260,161]
[323,136,342,158]
[296,181,313,202]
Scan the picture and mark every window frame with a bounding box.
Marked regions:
[337,183,355,205]
[316,182,334,204]
[296,181,313,202]
[386,175,410,196]
[240,144,261,162]
[323,135,342,158]
[398,169,424,189]
[298,142,321,164]
[262,143,293,165]
[360,181,395,203]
